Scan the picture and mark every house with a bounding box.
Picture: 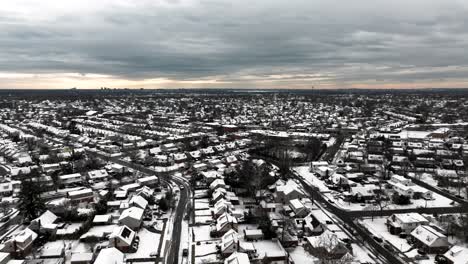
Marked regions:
[243,229,263,241]
[444,246,468,264]
[136,175,159,187]
[210,179,226,190]
[137,186,155,199]
[119,183,141,193]
[220,229,239,257]
[173,153,187,163]
[189,151,202,160]
[94,248,125,264]
[129,195,148,210]
[201,170,221,184]
[212,188,227,203]
[70,253,94,264]
[68,188,94,203]
[119,207,144,230]
[410,225,449,253]
[29,210,59,234]
[215,213,238,236]
[224,252,250,264]
[274,180,306,203]
[303,210,333,235]
[87,170,109,182]
[93,214,112,225]
[0,228,38,257]
[349,185,378,202]
[214,199,232,218]
[161,143,178,153]
[387,213,429,235]
[304,231,350,260]
[310,161,329,173]
[288,199,309,218]
[59,173,83,187]
[109,225,137,252]
[0,181,20,197]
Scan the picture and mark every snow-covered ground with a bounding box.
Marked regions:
[293,166,330,193]
[127,228,161,259]
[418,172,467,199]
[360,218,413,252]
[287,244,318,263]
[192,225,215,242]
[327,190,455,211]
[359,217,438,263]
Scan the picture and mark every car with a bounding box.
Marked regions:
[327,199,335,204]
[180,185,185,190]
[182,248,188,256]
[373,236,383,243]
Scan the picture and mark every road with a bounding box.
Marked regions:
[86,150,189,264]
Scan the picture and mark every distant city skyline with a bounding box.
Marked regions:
[1,0,468,89]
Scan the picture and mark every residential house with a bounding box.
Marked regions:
[444,246,468,264]
[410,225,449,253]
[109,225,137,252]
[387,213,429,235]
[119,207,144,230]
[94,248,125,264]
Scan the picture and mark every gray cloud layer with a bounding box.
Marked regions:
[1,0,468,87]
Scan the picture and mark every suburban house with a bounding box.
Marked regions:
[387,213,429,235]
[29,210,59,234]
[444,246,468,264]
[119,207,144,230]
[94,248,125,264]
[0,228,38,257]
[109,225,137,252]
[224,252,250,264]
[136,175,159,187]
[68,188,94,203]
[220,229,239,257]
[304,231,350,261]
[410,225,450,253]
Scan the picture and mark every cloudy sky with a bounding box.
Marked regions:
[1,0,468,89]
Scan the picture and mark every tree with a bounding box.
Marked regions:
[18,179,46,220]
[0,201,9,215]
[312,232,354,264]
[159,197,169,211]
[392,193,411,205]
[304,137,322,161]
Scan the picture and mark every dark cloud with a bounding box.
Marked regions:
[1,0,468,87]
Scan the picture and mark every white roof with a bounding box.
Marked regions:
[93,214,112,223]
[411,225,446,247]
[94,248,124,264]
[119,206,144,221]
[130,195,148,209]
[391,213,428,224]
[444,246,468,264]
[110,225,135,247]
[224,252,250,264]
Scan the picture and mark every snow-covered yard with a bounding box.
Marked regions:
[192,225,215,242]
[287,244,318,264]
[360,217,413,252]
[293,166,330,193]
[127,228,161,259]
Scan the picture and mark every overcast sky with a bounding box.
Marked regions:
[1,0,468,89]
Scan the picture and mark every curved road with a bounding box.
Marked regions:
[86,150,189,264]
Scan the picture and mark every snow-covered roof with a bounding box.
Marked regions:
[444,246,468,264]
[94,248,125,264]
[411,225,447,247]
[224,252,250,264]
[119,207,144,221]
